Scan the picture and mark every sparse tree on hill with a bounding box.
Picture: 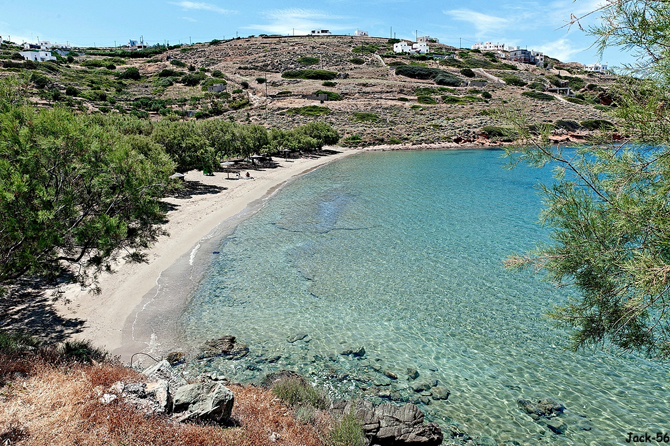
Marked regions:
[505,0,670,358]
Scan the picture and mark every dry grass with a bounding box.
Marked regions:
[0,354,330,446]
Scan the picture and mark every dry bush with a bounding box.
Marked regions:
[0,355,331,446]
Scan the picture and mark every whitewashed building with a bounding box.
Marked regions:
[584,62,608,73]
[127,39,148,50]
[412,42,429,54]
[472,41,505,51]
[418,36,439,43]
[310,30,332,36]
[531,50,545,65]
[19,51,57,62]
[354,29,368,37]
[393,41,429,54]
[393,41,412,53]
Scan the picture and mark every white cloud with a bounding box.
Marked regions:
[533,38,587,62]
[444,9,509,36]
[169,1,236,15]
[181,16,197,22]
[246,8,351,35]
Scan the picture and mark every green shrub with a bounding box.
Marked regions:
[581,119,615,130]
[387,61,406,67]
[329,411,365,446]
[482,126,517,141]
[440,58,466,68]
[59,340,108,363]
[0,331,41,354]
[481,91,492,99]
[352,112,379,122]
[352,44,378,54]
[388,38,401,45]
[212,70,224,78]
[170,59,187,68]
[65,85,79,96]
[415,87,438,95]
[271,377,329,409]
[181,72,206,86]
[502,75,527,87]
[555,119,582,131]
[232,88,243,94]
[397,97,408,101]
[277,90,292,95]
[229,96,250,110]
[522,91,555,101]
[286,105,331,116]
[240,80,249,89]
[343,134,363,146]
[528,81,546,91]
[188,65,196,72]
[388,138,403,144]
[349,58,365,65]
[209,39,222,45]
[30,73,51,89]
[594,104,614,111]
[464,58,494,69]
[417,95,437,104]
[322,81,337,87]
[298,56,320,66]
[158,68,182,77]
[314,90,341,101]
[118,67,141,80]
[460,68,475,78]
[566,97,585,104]
[282,69,338,80]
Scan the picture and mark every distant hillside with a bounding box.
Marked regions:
[0,36,618,147]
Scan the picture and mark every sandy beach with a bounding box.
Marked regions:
[53,148,361,360]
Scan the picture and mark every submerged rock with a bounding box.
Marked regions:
[517,398,565,418]
[287,333,308,343]
[340,346,366,357]
[199,335,249,360]
[431,386,450,401]
[407,368,420,380]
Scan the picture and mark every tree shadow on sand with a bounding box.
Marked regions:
[0,282,85,344]
[174,180,227,200]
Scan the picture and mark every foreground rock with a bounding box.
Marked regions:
[172,382,234,423]
[332,400,443,445]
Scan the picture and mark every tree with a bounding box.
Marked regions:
[295,122,340,149]
[504,0,670,358]
[0,77,175,291]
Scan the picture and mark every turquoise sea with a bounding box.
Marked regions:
[180,149,669,446]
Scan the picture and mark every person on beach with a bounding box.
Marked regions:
[246,172,254,180]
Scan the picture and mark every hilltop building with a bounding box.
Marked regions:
[310,30,332,36]
[354,29,369,37]
[584,62,608,73]
[471,41,520,51]
[127,39,148,50]
[418,36,439,43]
[19,51,57,62]
[509,49,544,65]
[393,40,429,54]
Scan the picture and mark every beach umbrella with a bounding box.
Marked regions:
[221,161,235,178]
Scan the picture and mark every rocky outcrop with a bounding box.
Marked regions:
[332,400,443,445]
[172,382,235,423]
[518,397,568,435]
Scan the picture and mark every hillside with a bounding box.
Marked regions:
[0,35,618,147]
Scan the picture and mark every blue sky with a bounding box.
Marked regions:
[1,0,632,67]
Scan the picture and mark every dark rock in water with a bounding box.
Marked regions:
[260,370,306,388]
[383,370,398,380]
[407,368,420,380]
[374,377,392,387]
[287,333,308,343]
[546,417,567,434]
[411,381,432,392]
[266,355,281,363]
[517,398,565,417]
[173,382,234,423]
[431,386,450,401]
[340,346,366,357]
[166,351,185,366]
[200,335,249,360]
[332,400,443,445]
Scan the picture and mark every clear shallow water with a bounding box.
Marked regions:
[180,150,669,446]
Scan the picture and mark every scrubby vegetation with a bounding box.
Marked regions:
[281,69,338,80]
[521,91,555,101]
[298,56,320,66]
[285,105,331,116]
[395,65,462,87]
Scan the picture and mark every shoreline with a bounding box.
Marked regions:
[54,147,362,360]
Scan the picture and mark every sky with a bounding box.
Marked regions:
[0,0,634,67]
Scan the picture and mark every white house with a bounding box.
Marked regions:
[584,62,608,73]
[393,41,429,54]
[472,41,505,51]
[19,51,57,62]
[393,41,412,53]
[412,42,429,54]
[310,30,332,35]
[417,36,439,43]
[127,39,148,50]
[354,29,368,37]
[531,50,545,65]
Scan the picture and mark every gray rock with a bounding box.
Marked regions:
[332,400,443,445]
[431,386,450,401]
[146,380,170,411]
[517,398,565,417]
[340,346,366,357]
[200,335,249,360]
[143,360,188,391]
[173,382,234,423]
[166,351,185,365]
[407,368,420,380]
[374,377,392,387]
[383,370,398,380]
[287,333,308,343]
[411,381,432,392]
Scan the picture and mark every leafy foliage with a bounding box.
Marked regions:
[521,91,555,101]
[297,56,320,66]
[286,105,331,116]
[314,90,341,101]
[395,65,463,86]
[502,75,527,87]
